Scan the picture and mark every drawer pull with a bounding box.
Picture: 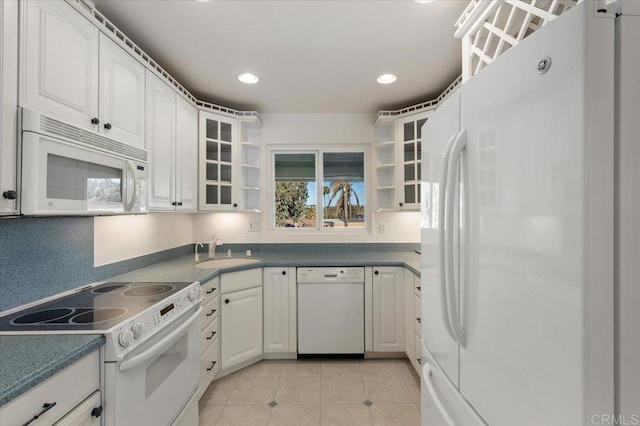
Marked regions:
[417,358,422,365]
[91,405,104,418]
[416,286,421,291]
[206,331,217,340]
[206,287,216,294]
[22,401,57,426]
[206,360,217,371]
[417,318,421,323]
[206,309,217,317]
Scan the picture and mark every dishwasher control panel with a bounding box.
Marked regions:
[297,267,365,283]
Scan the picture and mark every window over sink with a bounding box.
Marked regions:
[269,146,369,232]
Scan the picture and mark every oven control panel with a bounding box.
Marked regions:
[108,282,203,359]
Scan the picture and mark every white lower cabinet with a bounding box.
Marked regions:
[263,267,297,355]
[0,350,101,426]
[404,270,422,373]
[221,270,263,371]
[404,271,417,363]
[198,277,220,399]
[53,391,101,426]
[372,266,405,352]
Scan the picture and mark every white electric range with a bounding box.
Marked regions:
[0,281,204,426]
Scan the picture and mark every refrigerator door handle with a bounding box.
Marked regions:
[445,129,468,347]
[438,133,458,342]
[422,362,455,426]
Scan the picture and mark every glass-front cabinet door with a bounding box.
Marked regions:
[397,113,428,210]
[199,111,238,210]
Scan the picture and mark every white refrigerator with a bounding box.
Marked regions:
[420,2,639,425]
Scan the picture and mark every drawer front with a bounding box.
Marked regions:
[53,391,101,426]
[199,337,220,397]
[201,278,219,302]
[201,316,219,353]
[221,268,262,294]
[414,294,422,337]
[200,296,219,329]
[0,351,99,426]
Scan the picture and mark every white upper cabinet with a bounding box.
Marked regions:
[0,0,19,215]
[20,1,145,149]
[396,112,429,210]
[21,0,99,131]
[199,111,238,211]
[98,33,146,148]
[146,71,176,211]
[374,111,430,211]
[175,96,198,211]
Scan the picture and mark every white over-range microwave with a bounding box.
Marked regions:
[19,108,149,216]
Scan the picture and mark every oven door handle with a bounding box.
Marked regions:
[119,307,201,372]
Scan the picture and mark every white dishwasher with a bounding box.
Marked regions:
[297,267,365,356]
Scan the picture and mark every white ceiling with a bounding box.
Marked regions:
[92,0,468,114]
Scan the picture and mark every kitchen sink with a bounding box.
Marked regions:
[194,257,261,269]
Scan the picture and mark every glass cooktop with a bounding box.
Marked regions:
[0,281,194,332]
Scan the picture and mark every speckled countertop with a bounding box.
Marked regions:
[1,247,421,407]
[0,334,104,406]
[109,249,422,283]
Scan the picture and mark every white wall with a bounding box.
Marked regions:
[192,113,421,244]
[94,113,420,264]
[94,213,193,266]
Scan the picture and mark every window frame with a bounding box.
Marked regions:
[268,144,371,234]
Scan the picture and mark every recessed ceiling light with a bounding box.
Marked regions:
[377,74,397,85]
[238,73,259,84]
[414,0,436,3]
[194,0,212,3]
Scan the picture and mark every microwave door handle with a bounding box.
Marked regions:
[124,161,138,212]
[445,129,467,348]
[422,362,455,426]
[439,133,457,342]
[119,307,201,372]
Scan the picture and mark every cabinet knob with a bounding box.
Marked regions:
[172,201,177,206]
[374,270,379,275]
[91,117,100,125]
[91,405,104,418]
[282,270,286,275]
[2,190,17,200]
[103,122,112,130]
[225,299,230,304]
[178,202,183,206]
[233,203,238,208]
[399,202,404,207]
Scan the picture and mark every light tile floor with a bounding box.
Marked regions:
[199,358,421,426]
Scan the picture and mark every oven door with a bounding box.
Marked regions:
[20,131,148,215]
[104,307,201,426]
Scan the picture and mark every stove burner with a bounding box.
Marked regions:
[12,308,75,324]
[71,308,127,324]
[92,284,129,294]
[123,284,175,297]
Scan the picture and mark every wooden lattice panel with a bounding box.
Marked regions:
[455,0,582,80]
